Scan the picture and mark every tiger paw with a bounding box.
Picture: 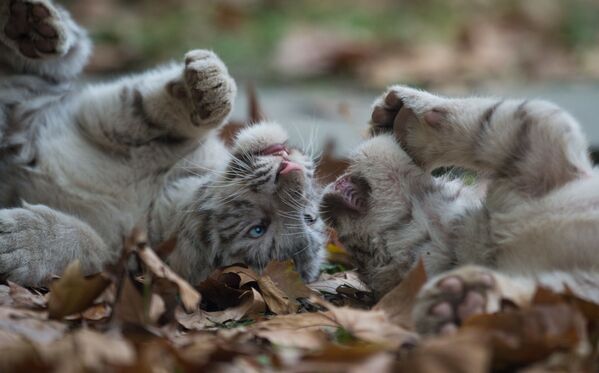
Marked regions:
[412,266,525,336]
[1,0,70,59]
[181,50,236,128]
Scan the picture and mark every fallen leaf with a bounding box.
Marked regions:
[138,246,201,313]
[38,328,135,372]
[400,330,492,373]
[0,306,67,344]
[258,275,295,315]
[374,259,427,329]
[251,312,338,332]
[113,274,164,325]
[322,302,418,349]
[464,302,586,370]
[47,260,111,319]
[255,328,330,350]
[198,270,250,311]
[8,281,46,309]
[258,260,316,314]
[81,303,112,321]
[177,288,265,330]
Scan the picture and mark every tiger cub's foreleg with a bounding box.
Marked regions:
[370,86,593,199]
[74,50,236,160]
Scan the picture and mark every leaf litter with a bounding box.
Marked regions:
[3,93,599,373]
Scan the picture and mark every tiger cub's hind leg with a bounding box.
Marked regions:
[0,0,91,80]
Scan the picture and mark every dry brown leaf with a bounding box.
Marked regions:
[47,260,111,319]
[257,260,315,314]
[255,328,330,350]
[258,275,295,314]
[464,302,586,370]
[309,271,370,294]
[374,259,427,329]
[220,264,260,287]
[322,302,418,349]
[113,275,146,324]
[198,269,252,310]
[8,281,46,309]
[400,330,492,373]
[138,246,200,313]
[0,306,67,344]
[37,328,135,372]
[252,312,338,332]
[177,288,265,330]
[263,260,315,300]
[81,303,111,321]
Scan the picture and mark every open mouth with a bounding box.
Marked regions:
[322,175,370,217]
[257,143,304,177]
[327,174,370,212]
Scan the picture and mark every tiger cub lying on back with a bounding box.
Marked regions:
[321,85,599,335]
[0,0,324,286]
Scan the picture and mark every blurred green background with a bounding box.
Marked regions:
[64,0,599,88]
[60,0,599,155]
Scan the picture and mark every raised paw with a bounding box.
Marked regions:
[369,85,454,168]
[412,266,509,336]
[181,50,236,128]
[1,0,69,59]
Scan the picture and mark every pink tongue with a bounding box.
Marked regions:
[279,161,303,175]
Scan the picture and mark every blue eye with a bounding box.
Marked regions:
[248,224,267,238]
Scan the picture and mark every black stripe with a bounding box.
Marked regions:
[132,88,166,130]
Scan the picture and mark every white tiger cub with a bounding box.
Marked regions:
[0,0,325,286]
[320,85,599,335]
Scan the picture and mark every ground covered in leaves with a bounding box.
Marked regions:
[1,230,599,373]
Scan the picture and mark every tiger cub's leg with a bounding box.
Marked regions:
[75,50,236,158]
[0,203,113,286]
[0,0,91,80]
[370,86,593,199]
[412,265,535,335]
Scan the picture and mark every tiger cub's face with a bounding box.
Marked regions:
[318,135,432,294]
[206,123,325,282]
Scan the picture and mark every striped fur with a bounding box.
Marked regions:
[322,85,599,333]
[0,1,324,286]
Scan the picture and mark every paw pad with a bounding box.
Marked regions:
[3,0,63,59]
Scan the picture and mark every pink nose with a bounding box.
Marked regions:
[278,160,303,175]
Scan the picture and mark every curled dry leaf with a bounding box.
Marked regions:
[113,274,165,325]
[137,246,201,313]
[34,329,135,372]
[309,271,370,294]
[177,288,265,330]
[0,306,67,344]
[374,259,427,329]
[47,260,111,319]
[464,302,587,370]
[321,301,419,349]
[263,260,315,300]
[258,260,316,315]
[399,330,492,373]
[8,281,46,309]
[198,266,257,310]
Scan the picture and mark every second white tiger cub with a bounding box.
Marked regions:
[321,84,599,335]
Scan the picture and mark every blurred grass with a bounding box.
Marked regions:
[62,0,599,84]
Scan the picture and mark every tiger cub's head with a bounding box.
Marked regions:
[201,122,325,282]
